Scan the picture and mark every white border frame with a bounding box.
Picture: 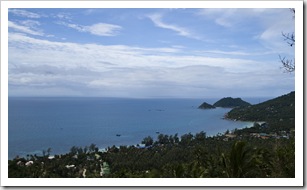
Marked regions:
[1,1,304,187]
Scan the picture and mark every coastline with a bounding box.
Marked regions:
[8,99,255,160]
[8,123,254,161]
[7,122,295,178]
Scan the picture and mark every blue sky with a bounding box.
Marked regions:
[8,8,295,98]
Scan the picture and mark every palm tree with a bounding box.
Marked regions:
[222,141,255,177]
[142,136,153,146]
[47,148,52,156]
[89,143,97,153]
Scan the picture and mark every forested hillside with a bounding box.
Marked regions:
[226,91,295,131]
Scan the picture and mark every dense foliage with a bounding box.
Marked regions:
[198,102,215,109]
[226,91,295,131]
[213,97,251,108]
[8,128,294,178]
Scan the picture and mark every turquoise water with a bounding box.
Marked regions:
[8,97,257,159]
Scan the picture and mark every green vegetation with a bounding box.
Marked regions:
[226,91,295,132]
[198,102,215,109]
[8,128,294,178]
[213,97,251,108]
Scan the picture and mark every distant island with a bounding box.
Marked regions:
[198,102,215,109]
[213,97,251,108]
[198,97,250,109]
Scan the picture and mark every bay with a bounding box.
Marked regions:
[8,97,260,159]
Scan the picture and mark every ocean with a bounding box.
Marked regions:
[8,97,268,159]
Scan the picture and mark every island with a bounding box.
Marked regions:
[213,97,251,108]
[198,102,215,109]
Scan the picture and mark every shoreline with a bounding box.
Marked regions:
[8,123,257,161]
[8,118,258,160]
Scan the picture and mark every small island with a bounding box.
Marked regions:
[213,97,251,108]
[198,102,215,109]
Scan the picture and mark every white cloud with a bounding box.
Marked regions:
[60,22,84,32]
[8,21,44,36]
[197,8,255,27]
[197,8,237,27]
[9,9,41,18]
[198,8,295,56]
[147,13,199,40]
[200,50,251,56]
[59,22,122,36]
[8,32,275,72]
[9,33,280,72]
[19,20,41,27]
[8,33,294,98]
[198,8,292,29]
[55,12,72,20]
[256,13,294,56]
[85,23,122,36]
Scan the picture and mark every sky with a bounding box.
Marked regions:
[7,8,295,98]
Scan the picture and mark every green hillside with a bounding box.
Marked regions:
[226,91,295,131]
[213,97,251,108]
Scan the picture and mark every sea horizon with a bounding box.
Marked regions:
[8,96,273,105]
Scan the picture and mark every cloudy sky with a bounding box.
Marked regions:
[8,8,295,98]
